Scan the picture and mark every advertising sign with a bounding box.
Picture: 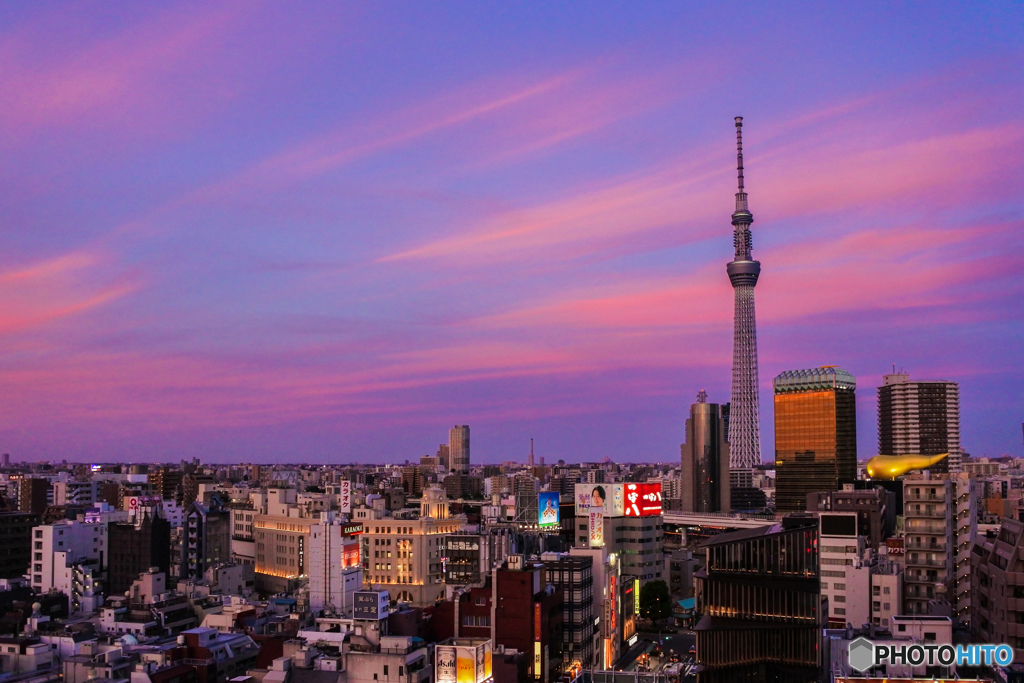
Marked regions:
[457,647,475,683]
[588,509,604,547]
[342,541,360,568]
[476,641,491,683]
[624,483,662,517]
[353,590,390,620]
[610,575,617,631]
[538,492,560,529]
[340,480,352,514]
[574,483,625,516]
[436,646,457,683]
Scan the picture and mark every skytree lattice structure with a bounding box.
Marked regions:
[727,117,761,483]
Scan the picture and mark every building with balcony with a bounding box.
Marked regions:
[973,517,1024,659]
[184,501,231,582]
[902,474,975,624]
[878,372,962,473]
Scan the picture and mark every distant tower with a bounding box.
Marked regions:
[528,438,535,467]
[449,425,470,475]
[727,117,762,485]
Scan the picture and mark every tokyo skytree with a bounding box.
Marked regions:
[726,117,761,481]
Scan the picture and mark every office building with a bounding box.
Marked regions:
[773,367,857,512]
[441,529,515,588]
[493,557,564,682]
[0,511,37,579]
[681,390,731,513]
[51,480,98,507]
[400,466,422,497]
[253,511,314,594]
[818,513,870,628]
[694,518,823,682]
[542,552,596,670]
[107,513,171,596]
[449,425,470,475]
[357,487,467,607]
[183,500,231,581]
[150,467,184,502]
[878,372,962,473]
[727,118,763,487]
[18,478,50,515]
[806,484,896,550]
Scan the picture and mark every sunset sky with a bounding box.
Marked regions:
[1,2,1021,464]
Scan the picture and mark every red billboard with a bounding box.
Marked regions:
[342,540,360,567]
[624,483,662,517]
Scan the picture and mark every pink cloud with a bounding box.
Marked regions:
[0,250,140,335]
[0,2,274,140]
[378,105,1024,265]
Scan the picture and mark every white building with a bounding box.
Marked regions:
[52,480,98,507]
[30,520,108,594]
[819,513,871,628]
[870,560,902,630]
[309,515,363,616]
[952,471,978,626]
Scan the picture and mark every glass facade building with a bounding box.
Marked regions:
[773,367,857,513]
[694,518,822,682]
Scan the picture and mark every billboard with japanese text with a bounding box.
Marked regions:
[624,483,662,517]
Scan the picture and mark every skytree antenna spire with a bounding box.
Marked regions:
[726,117,762,493]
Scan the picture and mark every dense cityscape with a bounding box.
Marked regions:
[2,115,1021,683]
[1,5,1022,683]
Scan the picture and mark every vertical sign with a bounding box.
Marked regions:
[435,645,457,683]
[634,578,640,616]
[609,575,617,631]
[589,509,604,547]
[340,480,351,514]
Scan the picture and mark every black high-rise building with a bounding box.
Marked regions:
[694,517,823,682]
[681,391,731,513]
[0,511,37,579]
[108,513,171,595]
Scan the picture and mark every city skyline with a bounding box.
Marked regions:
[0,4,1022,463]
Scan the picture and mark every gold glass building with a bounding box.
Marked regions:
[773,367,857,512]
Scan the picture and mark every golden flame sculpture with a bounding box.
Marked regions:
[865,453,949,480]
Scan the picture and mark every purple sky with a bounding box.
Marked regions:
[1,3,1022,464]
